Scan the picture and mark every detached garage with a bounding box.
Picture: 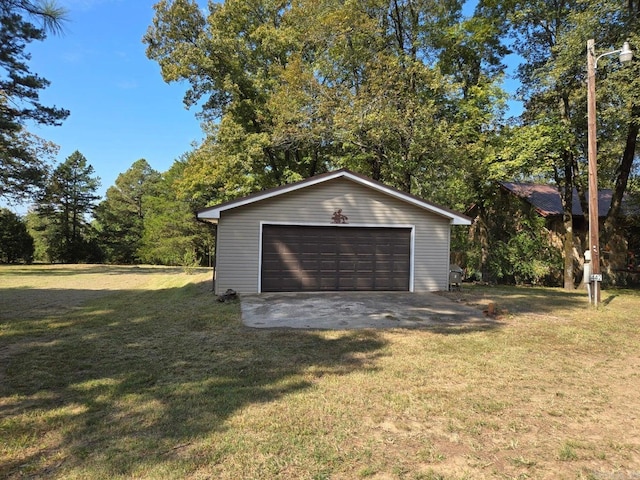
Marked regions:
[197,169,471,294]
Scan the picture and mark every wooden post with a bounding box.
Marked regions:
[586,39,601,306]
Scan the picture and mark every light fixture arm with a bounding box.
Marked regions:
[591,41,634,70]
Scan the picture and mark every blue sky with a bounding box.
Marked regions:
[26,0,205,203]
[16,0,521,214]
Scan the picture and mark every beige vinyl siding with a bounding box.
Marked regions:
[215,177,451,294]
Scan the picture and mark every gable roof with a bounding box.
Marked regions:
[499,182,634,217]
[197,169,472,225]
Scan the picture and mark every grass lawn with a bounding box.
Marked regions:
[1,265,639,479]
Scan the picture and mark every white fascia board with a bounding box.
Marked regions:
[196,171,346,220]
[451,218,473,226]
[197,170,472,225]
[197,209,221,220]
[342,173,472,225]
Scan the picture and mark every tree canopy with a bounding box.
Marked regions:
[0,207,33,263]
[141,0,638,286]
[94,159,161,264]
[35,150,101,263]
[144,0,507,210]
[3,0,637,285]
[0,0,69,202]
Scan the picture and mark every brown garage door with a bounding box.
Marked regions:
[261,225,411,292]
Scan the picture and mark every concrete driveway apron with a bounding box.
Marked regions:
[240,291,489,330]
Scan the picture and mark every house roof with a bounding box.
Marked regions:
[499,182,628,217]
[197,169,472,225]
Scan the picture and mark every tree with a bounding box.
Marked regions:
[0,0,69,202]
[36,150,101,263]
[94,159,160,264]
[473,0,579,288]
[145,0,506,211]
[145,0,331,191]
[138,158,214,267]
[476,0,639,287]
[0,208,34,263]
[578,3,639,246]
[24,208,52,262]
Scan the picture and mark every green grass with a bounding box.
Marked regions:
[1,266,640,479]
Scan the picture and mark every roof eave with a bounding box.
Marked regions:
[342,172,472,224]
[196,169,472,225]
[197,210,221,221]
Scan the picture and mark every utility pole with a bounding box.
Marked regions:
[586,39,601,306]
[585,39,633,307]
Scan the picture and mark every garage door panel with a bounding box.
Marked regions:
[356,261,374,272]
[319,244,338,254]
[374,260,393,271]
[356,277,375,289]
[319,277,337,289]
[320,262,338,271]
[261,225,411,292]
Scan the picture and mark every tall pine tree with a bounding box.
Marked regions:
[37,151,101,263]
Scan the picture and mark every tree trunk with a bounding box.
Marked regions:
[603,109,639,241]
[563,214,575,289]
[558,94,577,289]
[561,167,575,290]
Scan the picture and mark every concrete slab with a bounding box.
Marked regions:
[240,291,491,330]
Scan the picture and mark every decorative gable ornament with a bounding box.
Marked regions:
[331,209,348,224]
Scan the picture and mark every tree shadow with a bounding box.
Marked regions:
[0,281,386,478]
[0,264,207,277]
[416,316,504,334]
[438,285,593,316]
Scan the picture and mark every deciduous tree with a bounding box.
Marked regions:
[94,159,160,264]
[138,158,214,266]
[145,0,507,210]
[0,208,34,263]
[478,0,639,287]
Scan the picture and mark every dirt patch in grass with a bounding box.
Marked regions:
[1,267,639,479]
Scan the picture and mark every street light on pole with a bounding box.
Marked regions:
[586,39,633,307]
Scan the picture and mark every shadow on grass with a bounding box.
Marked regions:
[0,264,204,277]
[422,318,503,335]
[0,280,386,478]
[442,284,593,316]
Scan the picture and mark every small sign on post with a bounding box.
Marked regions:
[590,273,603,282]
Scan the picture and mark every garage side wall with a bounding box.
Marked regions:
[215,178,451,294]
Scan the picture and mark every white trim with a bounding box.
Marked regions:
[446,225,452,290]
[257,224,264,293]
[200,172,347,220]
[410,227,415,292]
[258,222,415,293]
[198,170,471,225]
[342,173,469,224]
[260,220,415,228]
